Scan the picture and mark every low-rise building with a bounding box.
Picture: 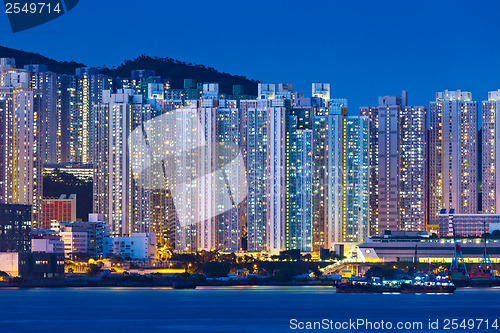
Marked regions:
[0,203,31,252]
[357,230,500,263]
[50,214,108,259]
[0,252,64,278]
[438,209,500,237]
[41,194,76,229]
[103,233,157,260]
[31,229,64,254]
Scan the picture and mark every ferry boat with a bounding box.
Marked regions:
[335,274,455,294]
[400,274,456,293]
[335,277,402,293]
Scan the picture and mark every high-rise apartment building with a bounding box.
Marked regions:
[344,115,370,242]
[482,90,500,214]
[25,64,58,164]
[429,90,478,227]
[242,85,286,254]
[313,96,369,250]
[286,96,315,252]
[399,105,427,231]
[0,64,43,227]
[56,74,77,163]
[75,67,113,164]
[362,92,427,233]
[360,105,379,236]
[93,89,151,236]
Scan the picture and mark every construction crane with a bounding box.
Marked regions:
[449,220,469,285]
[478,222,493,274]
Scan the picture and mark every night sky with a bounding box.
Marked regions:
[1,0,500,113]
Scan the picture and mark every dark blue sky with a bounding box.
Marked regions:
[1,0,500,113]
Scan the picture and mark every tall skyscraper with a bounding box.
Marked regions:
[429,90,478,226]
[56,74,77,163]
[362,91,427,233]
[215,103,244,252]
[482,90,500,213]
[344,115,370,242]
[242,85,286,254]
[286,98,314,252]
[399,105,427,231]
[0,63,43,227]
[93,89,151,236]
[241,99,268,252]
[377,94,404,232]
[360,105,379,236]
[313,96,369,250]
[25,65,58,164]
[75,67,113,164]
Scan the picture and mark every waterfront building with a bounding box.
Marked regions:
[103,233,157,260]
[358,230,500,263]
[41,194,76,229]
[0,203,31,252]
[0,252,64,278]
[429,90,478,227]
[438,209,500,237]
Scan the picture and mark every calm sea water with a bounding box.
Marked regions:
[1,286,499,332]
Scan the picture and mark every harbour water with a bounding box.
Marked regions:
[1,286,499,332]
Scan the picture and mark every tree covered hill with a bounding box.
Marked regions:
[0,46,258,95]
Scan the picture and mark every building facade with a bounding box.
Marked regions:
[0,203,31,252]
[41,194,76,229]
[429,90,478,226]
[482,90,500,214]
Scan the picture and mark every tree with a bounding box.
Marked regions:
[202,261,230,278]
[86,263,103,277]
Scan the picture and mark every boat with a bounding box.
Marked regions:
[335,277,402,293]
[400,274,455,293]
[335,274,455,294]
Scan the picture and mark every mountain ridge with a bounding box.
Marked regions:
[0,45,258,95]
